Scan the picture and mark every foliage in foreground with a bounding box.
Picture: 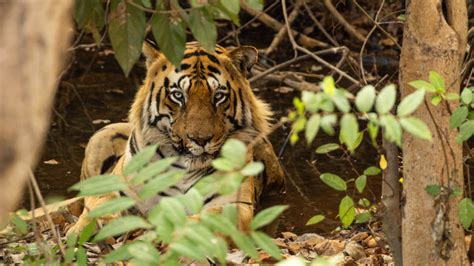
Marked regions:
[289,72,473,230]
[74,0,263,75]
[67,139,284,265]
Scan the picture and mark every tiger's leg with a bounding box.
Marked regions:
[67,123,131,235]
[253,137,286,195]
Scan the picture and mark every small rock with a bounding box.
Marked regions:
[295,233,324,243]
[288,242,302,253]
[344,241,366,261]
[274,238,287,248]
[363,236,378,248]
[350,232,369,242]
[314,240,345,256]
[226,250,246,264]
[340,230,351,235]
[282,231,298,241]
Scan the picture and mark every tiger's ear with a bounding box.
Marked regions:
[229,46,258,77]
[142,41,160,68]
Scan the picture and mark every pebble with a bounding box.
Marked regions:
[363,236,378,248]
[350,232,369,242]
[344,241,366,261]
[314,240,345,256]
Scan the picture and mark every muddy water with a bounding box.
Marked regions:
[31,49,381,236]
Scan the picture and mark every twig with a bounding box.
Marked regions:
[359,0,385,85]
[240,0,328,48]
[302,1,339,47]
[281,0,361,86]
[28,170,66,258]
[218,1,281,44]
[323,0,365,42]
[353,0,401,50]
[265,0,303,56]
[250,46,348,83]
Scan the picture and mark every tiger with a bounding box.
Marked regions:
[67,41,286,235]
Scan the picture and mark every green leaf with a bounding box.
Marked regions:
[457,120,474,143]
[321,76,336,96]
[244,0,264,10]
[11,214,27,235]
[103,243,134,263]
[251,205,288,230]
[160,197,187,226]
[293,97,305,115]
[188,8,216,51]
[292,117,306,133]
[128,241,160,264]
[355,212,371,224]
[88,197,135,218]
[425,185,441,197]
[400,117,432,141]
[305,114,321,144]
[431,95,442,106]
[409,80,435,92]
[93,216,151,241]
[375,84,397,114]
[231,232,258,259]
[450,106,468,129]
[444,92,459,101]
[140,0,152,8]
[340,114,359,152]
[367,121,379,144]
[65,233,78,263]
[461,88,473,104]
[241,162,264,176]
[139,171,185,200]
[70,175,127,196]
[201,213,237,235]
[178,188,204,214]
[124,145,157,176]
[79,220,97,245]
[320,114,337,136]
[251,232,283,260]
[108,0,146,76]
[332,90,351,113]
[363,166,381,176]
[221,139,247,167]
[358,198,371,208]
[315,143,340,154]
[339,195,355,228]
[380,115,402,146]
[320,173,347,191]
[458,198,474,230]
[170,240,207,260]
[429,71,445,92]
[215,0,240,24]
[151,13,186,67]
[355,175,367,193]
[306,214,325,225]
[76,247,87,266]
[397,89,425,116]
[355,85,376,112]
[212,158,236,171]
[131,157,178,185]
[74,0,105,44]
[301,91,319,113]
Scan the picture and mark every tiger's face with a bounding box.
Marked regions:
[131,42,271,170]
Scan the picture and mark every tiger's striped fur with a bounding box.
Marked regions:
[67,42,285,234]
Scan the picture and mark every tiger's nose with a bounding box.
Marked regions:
[187,133,213,147]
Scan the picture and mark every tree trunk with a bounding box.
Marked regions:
[0,1,72,225]
[399,0,468,265]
